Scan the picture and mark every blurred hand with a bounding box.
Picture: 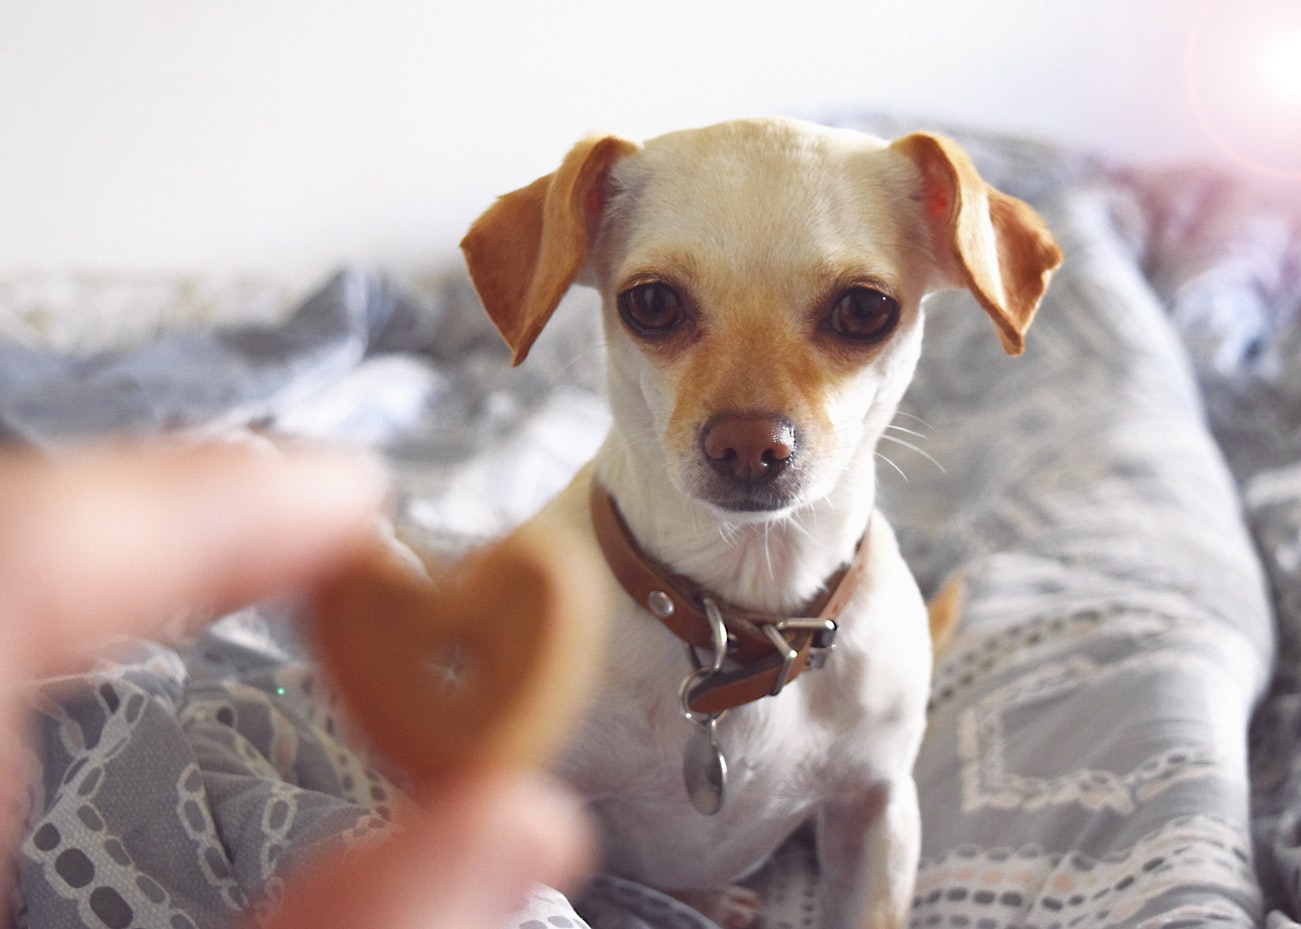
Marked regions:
[0,441,590,929]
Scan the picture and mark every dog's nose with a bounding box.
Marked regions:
[701,413,796,483]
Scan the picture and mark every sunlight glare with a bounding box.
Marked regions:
[1262,30,1301,104]
[1187,0,1301,179]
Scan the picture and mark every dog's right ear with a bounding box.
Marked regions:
[461,135,639,365]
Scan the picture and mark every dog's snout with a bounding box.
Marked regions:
[702,414,796,483]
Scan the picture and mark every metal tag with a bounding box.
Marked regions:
[683,715,728,815]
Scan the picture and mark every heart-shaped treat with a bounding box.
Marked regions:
[312,524,606,782]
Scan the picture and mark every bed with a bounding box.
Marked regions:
[4,114,1299,929]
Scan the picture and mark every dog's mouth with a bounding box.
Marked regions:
[701,480,801,513]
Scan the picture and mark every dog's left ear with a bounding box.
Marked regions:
[461,134,639,365]
[892,133,1063,355]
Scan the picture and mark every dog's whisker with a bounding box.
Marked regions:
[785,515,817,542]
[884,423,928,440]
[710,508,742,547]
[879,433,947,474]
[892,409,933,430]
[763,523,778,578]
[876,451,909,482]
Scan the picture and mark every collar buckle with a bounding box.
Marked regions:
[781,618,839,670]
[761,618,840,696]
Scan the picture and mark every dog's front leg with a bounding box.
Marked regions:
[817,776,920,929]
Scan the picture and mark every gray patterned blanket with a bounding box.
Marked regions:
[4,119,1300,929]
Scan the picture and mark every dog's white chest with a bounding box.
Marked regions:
[559,600,928,890]
[579,692,828,886]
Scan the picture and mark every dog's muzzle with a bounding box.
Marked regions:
[699,413,799,511]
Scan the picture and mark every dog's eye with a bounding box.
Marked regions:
[828,287,900,343]
[618,282,686,336]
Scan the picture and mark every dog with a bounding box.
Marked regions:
[461,117,1061,929]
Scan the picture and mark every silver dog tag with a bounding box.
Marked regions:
[683,716,728,815]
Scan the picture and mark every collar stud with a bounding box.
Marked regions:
[646,590,676,618]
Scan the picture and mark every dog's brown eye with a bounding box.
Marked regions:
[828,287,900,343]
[618,282,686,336]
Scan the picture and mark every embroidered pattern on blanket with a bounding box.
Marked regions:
[913,815,1258,929]
[955,610,1252,816]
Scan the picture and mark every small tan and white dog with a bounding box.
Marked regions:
[461,118,1061,929]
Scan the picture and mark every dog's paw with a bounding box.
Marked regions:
[673,885,763,929]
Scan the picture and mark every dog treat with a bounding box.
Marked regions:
[311,525,606,782]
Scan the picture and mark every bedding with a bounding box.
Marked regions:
[2,116,1299,929]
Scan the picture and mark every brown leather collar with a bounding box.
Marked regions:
[589,481,870,715]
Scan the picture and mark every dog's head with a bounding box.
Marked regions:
[463,119,1061,517]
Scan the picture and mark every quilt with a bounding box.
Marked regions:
[2,116,1299,929]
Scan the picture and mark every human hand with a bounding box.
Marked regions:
[0,441,591,929]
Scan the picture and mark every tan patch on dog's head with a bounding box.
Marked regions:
[584,121,935,511]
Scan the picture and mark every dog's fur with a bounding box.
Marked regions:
[462,118,1061,929]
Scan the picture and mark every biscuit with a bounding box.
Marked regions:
[312,524,606,781]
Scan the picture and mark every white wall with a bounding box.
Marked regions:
[1,0,1295,277]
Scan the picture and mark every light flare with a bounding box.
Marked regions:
[1186,0,1301,180]
[1261,30,1301,105]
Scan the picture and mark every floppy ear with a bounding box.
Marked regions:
[892,133,1063,355]
[460,134,639,365]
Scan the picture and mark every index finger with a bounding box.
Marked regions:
[0,440,389,679]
